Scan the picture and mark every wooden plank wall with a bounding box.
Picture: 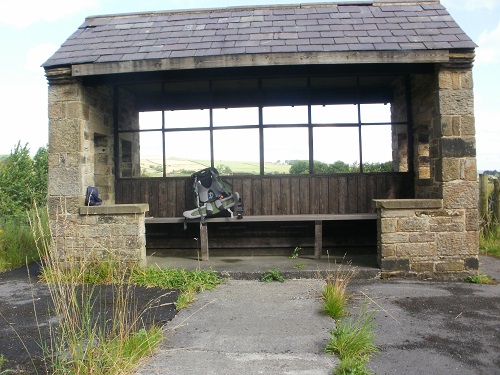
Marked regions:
[116,173,413,218]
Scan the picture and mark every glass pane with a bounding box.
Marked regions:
[311,104,358,124]
[213,129,259,175]
[360,103,391,123]
[313,127,360,173]
[264,128,309,174]
[361,125,393,172]
[138,131,164,177]
[213,107,259,127]
[139,111,162,130]
[164,130,210,176]
[263,106,308,125]
[164,109,209,129]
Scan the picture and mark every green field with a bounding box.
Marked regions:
[140,157,291,176]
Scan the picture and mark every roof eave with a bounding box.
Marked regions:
[69,49,453,77]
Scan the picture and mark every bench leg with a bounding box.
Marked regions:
[314,220,322,260]
[200,223,209,261]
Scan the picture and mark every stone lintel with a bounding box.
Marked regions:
[80,204,149,215]
[373,199,443,210]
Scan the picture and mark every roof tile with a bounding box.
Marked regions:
[43,1,476,69]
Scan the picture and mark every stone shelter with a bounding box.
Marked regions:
[43,0,479,277]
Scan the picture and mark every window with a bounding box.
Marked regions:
[118,75,405,177]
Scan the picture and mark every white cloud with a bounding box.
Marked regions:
[441,0,498,11]
[0,0,99,28]
[475,21,500,65]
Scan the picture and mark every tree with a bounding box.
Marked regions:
[0,142,48,217]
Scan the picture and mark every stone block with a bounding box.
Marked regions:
[409,232,436,243]
[64,101,90,120]
[48,82,81,103]
[49,119,84,153]
[397,242,435,257]
[380,218,397,233]
[436,232,464,256]
[463,231,479,255]
[379,243,396,257]
[439,89,474,116]
[435,158,460,182]
[442,181,478,209]
[380,209,418,218]
[440,137,476,158]
[48,196,82,216]
[435,261,464,272]
[461,158,477,181]
[410,261,434,272]
[398,216,429,232]
[465,257,479,270]
[381,232,409,244]
[48,167,82,196]
[465,209,479,231]
[460,115,475,136]
[380,258,410,272]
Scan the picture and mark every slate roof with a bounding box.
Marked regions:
[43,0,476,69]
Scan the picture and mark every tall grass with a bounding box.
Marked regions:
[480,216,500,258]
[320,255,378,375]
[0,210,46,272]
[321,260,356,320]
[30,207,164,374]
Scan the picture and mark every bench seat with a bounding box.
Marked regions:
[145,213,376,261]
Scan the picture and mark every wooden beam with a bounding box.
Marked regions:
[72,50,449,77]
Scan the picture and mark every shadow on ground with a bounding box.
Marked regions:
[0,263,178,374]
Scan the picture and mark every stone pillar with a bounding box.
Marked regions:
[431,61,479,271]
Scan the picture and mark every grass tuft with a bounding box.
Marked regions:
[325,306,378,361]
[320,258,356,320]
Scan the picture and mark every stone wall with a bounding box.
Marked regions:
[46,68,147,266]
[374,199,478,279]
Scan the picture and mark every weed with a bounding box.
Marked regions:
[260,268,285,283]
[289,246,301,259]
[294,262,306,269]
[464,274,497,285]
[325,306,378,360]
[332,355,372,375]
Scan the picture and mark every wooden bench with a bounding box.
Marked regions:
[145,213,376,261]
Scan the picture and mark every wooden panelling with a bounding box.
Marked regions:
[116,172,414,218]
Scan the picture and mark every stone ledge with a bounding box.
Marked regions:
[79,204,149,215]
[373,199,443,210]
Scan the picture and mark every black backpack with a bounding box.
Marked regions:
[85,186,102,206]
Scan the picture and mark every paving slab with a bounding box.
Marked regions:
[136,279,338,375]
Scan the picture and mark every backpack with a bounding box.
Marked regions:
[183,167,242,222]
[85,186,102,206]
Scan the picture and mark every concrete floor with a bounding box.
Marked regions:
[146,253,381,280]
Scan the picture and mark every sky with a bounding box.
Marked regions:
[0,0,499,170]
